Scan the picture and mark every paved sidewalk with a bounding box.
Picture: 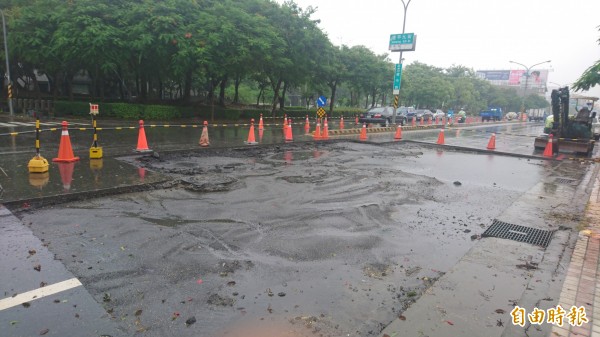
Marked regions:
[552,176,600,337]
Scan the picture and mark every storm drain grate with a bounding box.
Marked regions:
[482,220,554,248]
[554,177,578,185]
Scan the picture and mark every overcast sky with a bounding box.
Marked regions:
[275,0,600,98]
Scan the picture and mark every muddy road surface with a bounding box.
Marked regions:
[15,140,587,337]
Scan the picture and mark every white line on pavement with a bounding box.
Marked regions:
[0,278,82,311]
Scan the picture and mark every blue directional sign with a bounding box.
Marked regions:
[317,95,327,107]
[393,64,403,94]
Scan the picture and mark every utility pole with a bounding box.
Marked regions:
[509,60,551,116]
[0,9,12,116]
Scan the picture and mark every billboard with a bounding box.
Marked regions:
[508,69,549,87]
[476,70,510,81]
[508,70,526,85]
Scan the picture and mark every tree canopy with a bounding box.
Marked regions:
[0,0,546,115]
[573,26,600,92]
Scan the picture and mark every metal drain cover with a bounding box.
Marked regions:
[554,177,577,185]
[482,220,554,248]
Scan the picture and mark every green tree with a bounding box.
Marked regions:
[573,26,600,92]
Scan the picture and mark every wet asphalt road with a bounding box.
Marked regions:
[1,117,598,336]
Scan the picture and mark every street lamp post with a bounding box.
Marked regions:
[392,0,411,125]
[0,9,13,116]
[509,60,551,115]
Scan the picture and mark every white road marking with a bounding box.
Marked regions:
[5,122,31,126]
[0,122,16,127]
[0,278,82,311]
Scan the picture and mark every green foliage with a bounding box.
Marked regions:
[573,60,600,92]
[53,101,92,117]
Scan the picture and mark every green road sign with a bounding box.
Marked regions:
[389,33,416,52]
[393,64,402,93]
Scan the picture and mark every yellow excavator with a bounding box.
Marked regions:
[534,87,597,155]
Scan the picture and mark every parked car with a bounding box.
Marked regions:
[406,109,433,122]
[359,106,407,126]
[433,109,445,119]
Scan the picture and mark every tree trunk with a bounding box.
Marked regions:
[328,80,337,114]
[256,87,263,108]
[140,72,147,102]
[67,74,74,101]
[218,75,227,107]
[279,81,287,111]
[52,71,61,99]
[371,90,376,108]
[270,77,282,117]
[183,71,192,103]
[233,75,241,104]
[364,95,369,109]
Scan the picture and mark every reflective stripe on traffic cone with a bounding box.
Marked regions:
[53,121,80,162]
[322,117,330,140]
[285,118,293,142]
[394,125,402,140]
[304,115,310,134]
[543,134,554,157]
[436,129,445,145]
[314,119,322,140]
[359,123,368,141]
[487,133,496,150]
[135,120,152,153]
[245,119,258,145]
[199,120,210,147]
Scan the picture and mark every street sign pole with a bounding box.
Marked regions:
[391,0,411,125]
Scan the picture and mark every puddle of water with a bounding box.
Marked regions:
[0,155,166,203]
[399,150,544,192]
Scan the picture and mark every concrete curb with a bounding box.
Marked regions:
[552,173,600,337]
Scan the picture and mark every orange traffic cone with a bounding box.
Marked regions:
[135,120,152,153]
[420,117,424,126]
[285,118,293,142]
[322,117,330,140]
[258,114,264,131]
[57,162,76,191]
[436,129,445,145]
[359,123,368,141]
[304,115,310,134]
[245,119,258,145]
[53,121,80,162]
[543,134,554,157]
[435,116,439,125]
[394,124,403,140]
[487,133,496,150]
[199,121,210,147]
[412,117,416,127]
[355,115,359,125]
[339,116,345,130]
[428,117,432,126]
[314,119,322,140]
